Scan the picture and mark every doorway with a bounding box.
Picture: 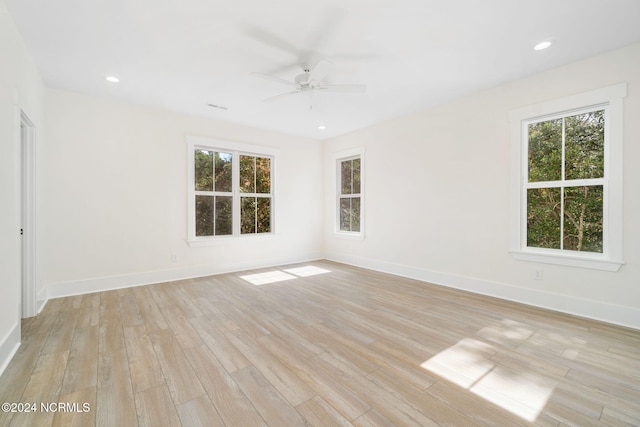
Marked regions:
[21,111,36,318]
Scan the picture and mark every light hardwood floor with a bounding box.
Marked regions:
[1,260,639,426]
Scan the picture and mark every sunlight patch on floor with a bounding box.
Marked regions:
[470,367,555,422]
[240,265,331,285]
[283,266,332,277]
[240,271,297,285]
[421,338,494,388]
[421,321,557,422]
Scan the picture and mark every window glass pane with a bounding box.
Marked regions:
[565,110,604,180]
[215,196,232,235]
[351,196,361,232]
[257,197,271,233]
[563,186,603,252]
[527,188,561,249]
[215,152,232,192]
[352,158,361,194]
[241,197,256,234]
[340,198,351,231]
[194,149,214,191]
[195,195,214,236]
[240,155,255,193]
[528,119,562,182]
[256,157,271,194]
[341,160,352,195]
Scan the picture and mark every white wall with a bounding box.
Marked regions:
[0,0,46,373]
[43,89,324,297]
[323,42,640,329]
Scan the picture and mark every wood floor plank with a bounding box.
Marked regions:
[75,307,100,330]
[183,344,268,427]
[352,409,396,427]
[149,329,205,405]
[307,322,380,376]
[257,333,371,421]
[313,351,440,427]
[9,351,68,427]
[192,296,240,333]
[295,395,354,427]
[424,380,531,427]
[52,386,96,427]
[176,395,224,427]
[166,286,205,319]
[60,326,99,395]
[226,328,315,406]
[40,309,78,356]
[188,316,252,373]
[96,347,137,427]
[599,406,640,427]
[98,307,125,354]
[232,366,308,427]
[0,330,47,404]
[118,292,144,327]
[133,286,169,332]
[135,383,182,427]
[257,315,324,358]
[366,367,482,426]
[124,325,164,393]
[160,305,203,350]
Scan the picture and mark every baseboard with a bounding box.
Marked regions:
[46,253,323,299]
[0,322,21,378]
[325,252,640,330]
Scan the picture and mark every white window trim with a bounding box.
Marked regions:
[333,147,365,239]
[508,83,626,271]
[186,135,278,247]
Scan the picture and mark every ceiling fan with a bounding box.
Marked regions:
[252,60,366,103]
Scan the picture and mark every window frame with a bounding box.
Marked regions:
[187,136,277,246]
[334,147,365,238]
[509,84,626,271]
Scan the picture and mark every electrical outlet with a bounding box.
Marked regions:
[171,254,177,263]
[534,270,543,280]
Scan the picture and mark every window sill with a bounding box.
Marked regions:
[509,250,623,272]
[334,231,365,241]
[187,233,277,247]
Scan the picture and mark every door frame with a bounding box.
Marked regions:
[21,111,37,318]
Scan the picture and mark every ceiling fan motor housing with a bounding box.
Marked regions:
[295,71,313,89]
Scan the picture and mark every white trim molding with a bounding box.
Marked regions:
[20,111,37,318]
[508,83,626,271]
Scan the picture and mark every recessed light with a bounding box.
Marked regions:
[105,76,120,83]
[318,125,326,130]
[533,41,552,51]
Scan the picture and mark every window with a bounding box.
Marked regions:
[336,148,364,235]
[194,149,233,236]
[239,155,272,234]
[509,84,626,271]
[188,137,275,244]
[526,109,605,252]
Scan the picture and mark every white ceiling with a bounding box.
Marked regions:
[6,0,640,139]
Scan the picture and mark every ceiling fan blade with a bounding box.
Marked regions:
[245,27,300,57]
[263,91,301,102]
[309,60,332,84]
[319,84,367,93]
[251,72,294,87]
